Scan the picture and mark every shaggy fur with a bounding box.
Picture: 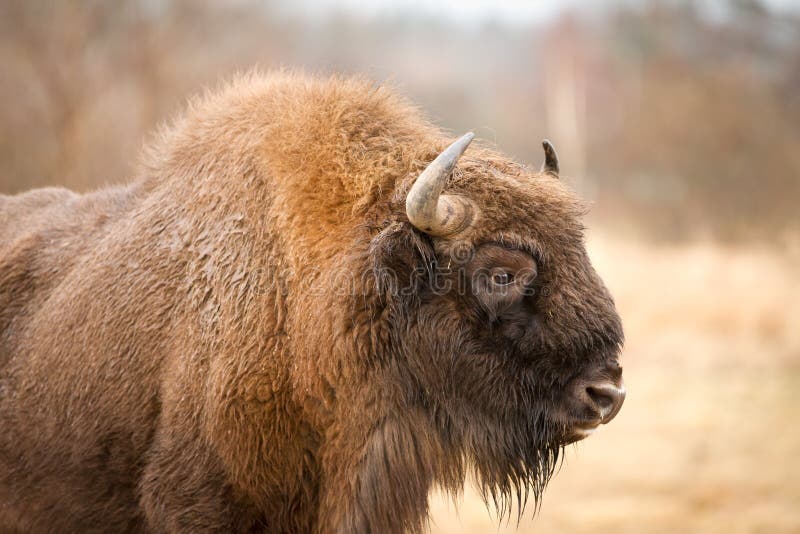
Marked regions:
[0,71,623,533]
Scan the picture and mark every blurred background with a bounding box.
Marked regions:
[1,0,798,531]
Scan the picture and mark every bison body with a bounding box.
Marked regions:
[0,72,624,533]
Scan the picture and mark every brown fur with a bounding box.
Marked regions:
[0,71,623,533]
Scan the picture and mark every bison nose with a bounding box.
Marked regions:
[560,363,625,442]
[585,381,626,424]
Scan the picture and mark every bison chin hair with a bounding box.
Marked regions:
[458,408,564,523]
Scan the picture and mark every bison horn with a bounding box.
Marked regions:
[405,132,475,237]
[541,139,560,176]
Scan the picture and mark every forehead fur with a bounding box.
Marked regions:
[425,160,589,250]
[143,70,587,248]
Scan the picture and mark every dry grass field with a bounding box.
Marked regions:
[430,235,800,533]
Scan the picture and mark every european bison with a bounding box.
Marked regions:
[0,72,624,533]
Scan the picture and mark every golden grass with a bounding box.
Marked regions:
[429,236,800,533]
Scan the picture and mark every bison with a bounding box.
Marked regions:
[0,71,624,533]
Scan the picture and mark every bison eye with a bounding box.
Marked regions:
[492,271,514,286]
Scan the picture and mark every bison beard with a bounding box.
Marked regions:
[0,71,624,533]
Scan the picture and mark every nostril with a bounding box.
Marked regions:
[585,383,626,423]
[586,385,613,411]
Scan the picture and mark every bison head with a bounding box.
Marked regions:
[363,133,624,518]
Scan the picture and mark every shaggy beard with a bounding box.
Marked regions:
[454,409,565,524]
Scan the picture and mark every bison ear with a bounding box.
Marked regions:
[369,222,434,299]
[541,139,559,177]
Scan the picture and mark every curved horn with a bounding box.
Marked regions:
[541,139,560,176]
[405,132,475,237]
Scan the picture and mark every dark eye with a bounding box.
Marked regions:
[492,271,514,286]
